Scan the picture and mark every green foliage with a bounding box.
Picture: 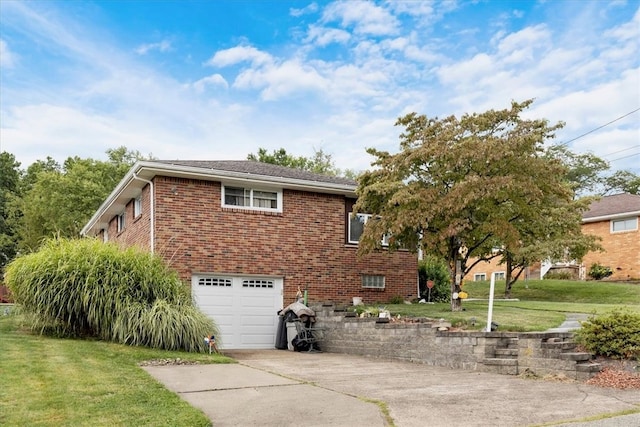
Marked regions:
[354,100,598,309]
[588,262,613,280]
[4,237,217,351]
[0,152,22,270]
[543,271,573,280]
[248,147,358,178]
[14,147,149,252]
[388,295,404,304]
[418,255,450,302]
[575,309,640,359]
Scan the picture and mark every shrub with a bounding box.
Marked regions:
[418,255,450,302]
[575,309,640,359]
[4,237,217,352]
[544,271,573,280]
[588,263,613,280]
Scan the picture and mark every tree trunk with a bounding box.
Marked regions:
[504,254,513,299]
[450,248,462,312]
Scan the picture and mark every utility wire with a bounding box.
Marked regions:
[602,145,639,158]
[560,107,640,146]
[609,151,640,163]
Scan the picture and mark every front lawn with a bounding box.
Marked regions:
[381,280,640,331]
[0,310,233,426]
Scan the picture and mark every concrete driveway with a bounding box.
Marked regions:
[144,350,640,427]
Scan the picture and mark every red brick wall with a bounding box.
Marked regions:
[582,218,640,281]
[108,176,418,304]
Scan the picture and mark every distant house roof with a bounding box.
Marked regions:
[582,193,640,223]
[81,160,357,237]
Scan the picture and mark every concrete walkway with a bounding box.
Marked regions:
[144,350,640,427]
[546,313,591,333]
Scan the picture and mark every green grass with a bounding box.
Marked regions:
[380,279,640,331]
[0,311,234,426]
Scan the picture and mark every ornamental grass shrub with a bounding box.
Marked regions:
[4,238,217,352]
[575,309,640,360]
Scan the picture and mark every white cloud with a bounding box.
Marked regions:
[0,39,16,68]
[135,40,171,55]
[233,59,326,100]
[304,25,351,46]
[322,1,399,36]
[290,2,318,17]
[206,45,273,67]
[192,74,229,92]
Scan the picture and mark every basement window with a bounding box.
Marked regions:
[362,275,385,289]
[474,273,486,281]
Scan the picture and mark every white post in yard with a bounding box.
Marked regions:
[486,272,496,332]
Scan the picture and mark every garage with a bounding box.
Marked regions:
[192,275,283,349]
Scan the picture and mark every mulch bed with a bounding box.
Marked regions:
[585,357,640,389]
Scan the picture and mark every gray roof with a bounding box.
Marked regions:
[150,160,357,186]
[583,193,640,220]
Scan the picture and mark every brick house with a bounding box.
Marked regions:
[465,193,640,283]
[81,160,418,348]
[580,193,640,281]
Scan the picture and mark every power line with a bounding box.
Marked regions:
[609,151,640,163]
[602,145,640,158]
[560,107,640,146]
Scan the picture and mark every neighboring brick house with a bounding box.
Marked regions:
[581,193,640,281]
[465,193,640,283]
[81,160,418,348]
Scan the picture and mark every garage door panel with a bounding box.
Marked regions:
[192,275,283,349]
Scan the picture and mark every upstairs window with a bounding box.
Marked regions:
[134,196,142,217]
[117,212,126,232]
[611,217,638,233]
[222,185,281,212]
[348,213,390,246]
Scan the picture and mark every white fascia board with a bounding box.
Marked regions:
[81,161,358,236]
[582,210,640,224]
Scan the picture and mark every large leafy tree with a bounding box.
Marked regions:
[354,100,597,310]
[546,145,639,196]
[0,152,23,270]
[16,147,149,252]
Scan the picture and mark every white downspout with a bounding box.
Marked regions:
[132,173,154,254]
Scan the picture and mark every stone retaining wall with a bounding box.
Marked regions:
[312,305,600,380]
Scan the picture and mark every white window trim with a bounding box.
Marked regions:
[610,217,638,233]
[348,213,390,246]
[134,196,142,217]
[221,184,283,213]
[103,228,108,243]
[494,271,506,280]
[474,273,487,281]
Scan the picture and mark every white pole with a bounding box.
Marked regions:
[486,272,495,332]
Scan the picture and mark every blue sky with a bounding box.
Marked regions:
[1,0,639,175]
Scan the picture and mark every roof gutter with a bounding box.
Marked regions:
[582,210,640,223]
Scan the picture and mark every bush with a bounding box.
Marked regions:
[544,271,573,280]
[418,255,450,302]
[4,238,217,352]
[575,309,640,359]
[588,263,613,280]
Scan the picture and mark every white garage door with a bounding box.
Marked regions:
[192,275,283,349]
